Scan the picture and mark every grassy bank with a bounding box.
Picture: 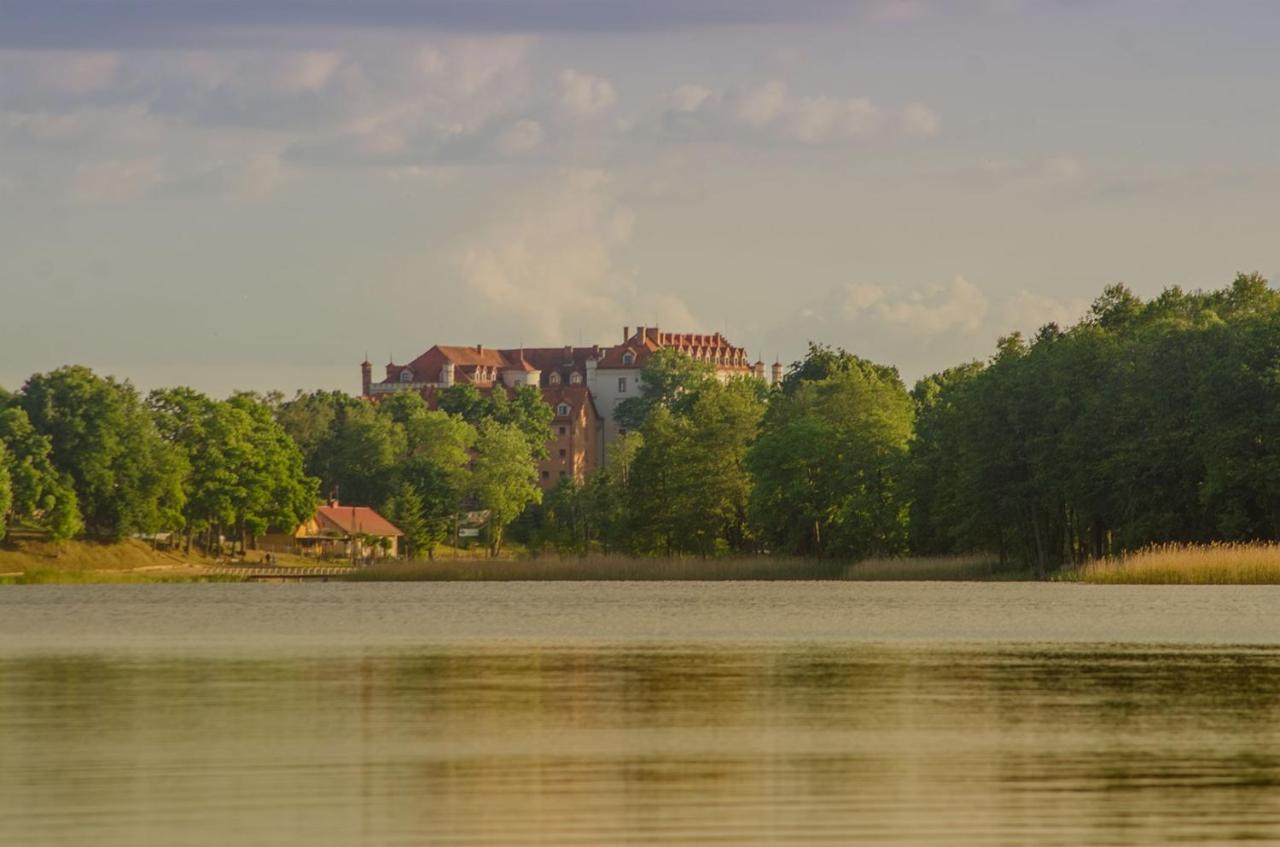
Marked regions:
[1068,543,1280,584]
[347,553,1005,582]
[0,539,242,584]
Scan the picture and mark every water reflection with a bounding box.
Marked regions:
[3,645,1280,845]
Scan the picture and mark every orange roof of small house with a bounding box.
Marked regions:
[314,504,403,537]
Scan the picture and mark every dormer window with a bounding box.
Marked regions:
[557,403,571,417]
[549,372,561,385]
[569,372,582,385]
[622,351,635,365]
[399,369,414,383]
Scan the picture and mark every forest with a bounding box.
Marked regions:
[3,273,1279,576]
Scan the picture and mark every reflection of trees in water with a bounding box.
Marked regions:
[6,646,1280,845]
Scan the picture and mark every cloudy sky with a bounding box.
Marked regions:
[2,0,1277,395]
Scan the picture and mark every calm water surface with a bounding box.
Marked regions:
[2,582,1279,846]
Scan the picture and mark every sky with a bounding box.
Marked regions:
[1,0,1278,396]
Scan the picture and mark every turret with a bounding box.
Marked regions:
[771,359,783,386]
[754,359,766,381]
[441,361,455,387]
[360,359,372,396]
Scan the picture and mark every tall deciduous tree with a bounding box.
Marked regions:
[471,420,541,556]
[750,354,913,558]
[0,406,82,539]
[20,366,183,540]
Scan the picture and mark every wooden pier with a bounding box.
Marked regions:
[199,565,358,582]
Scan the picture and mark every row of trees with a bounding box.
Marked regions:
[5,274,1279,574]
[0,368,552,557]
[529,273,1280,574]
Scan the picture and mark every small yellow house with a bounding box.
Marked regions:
[292,501,403,560]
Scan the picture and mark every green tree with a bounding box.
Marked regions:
[471,420,541,556]
[387,482,429,559]
[226,392,318,549]
[276,390,395,506]
[582,433,643,554]
[493,385,555,460]
[0,406,82,539]
[20,366,184,540]
[436,384,493,424]
[0,444,12,542]
[615,347,718,430]
[749,355,913,558]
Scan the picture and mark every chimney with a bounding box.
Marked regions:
[647,326,659,343]
[563,345,573,364]
[623,326,630,343]
[476,343,483,354]
[636,325,646,343]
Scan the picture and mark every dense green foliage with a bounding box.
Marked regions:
[15,367,183,540]
[908,273,1280,576]
[7,274,1280,575]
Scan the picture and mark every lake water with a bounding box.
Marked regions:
[2,582,1279,846]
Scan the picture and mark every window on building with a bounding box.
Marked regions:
[570,372,582,385]
[622,351,635,365]
[549,372,561,385]
[557,403,571,416]
[558,426,567,435]
[559,448,567,458]
[541,470,549,480]
[618,377,627,393]
[399,369,413,382]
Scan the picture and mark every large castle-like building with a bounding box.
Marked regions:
[361,326,781,488]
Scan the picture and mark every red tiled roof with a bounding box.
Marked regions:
[315,505,403,537]
[597,339,660,368]
[435,345,511,367]
[541,384,601,421]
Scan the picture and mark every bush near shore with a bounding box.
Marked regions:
[1067,543,1280,585]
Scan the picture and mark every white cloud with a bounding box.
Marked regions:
[762,275,1093,382]
[458,169,697,343]
[843,276,988,335]
[664,78,938,146]
[899,102,941,138]
[666,84,712,114]
[494,118,544,155]
[1000,290,1089,333]
[557,69,617,117]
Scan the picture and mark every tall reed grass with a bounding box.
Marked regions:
[1068,542,1280,584]
[347,553,999,582]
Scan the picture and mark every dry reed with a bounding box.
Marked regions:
[1069,542,1280,584]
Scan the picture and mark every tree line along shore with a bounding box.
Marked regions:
[4,273,1280,584]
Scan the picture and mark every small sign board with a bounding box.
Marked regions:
[458,528,480,538]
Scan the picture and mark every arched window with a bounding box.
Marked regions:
[622,351,635,365]
[557,403,571,417]
[549,372,561,385]
[569,372,582,385]
[399,369,414,383]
